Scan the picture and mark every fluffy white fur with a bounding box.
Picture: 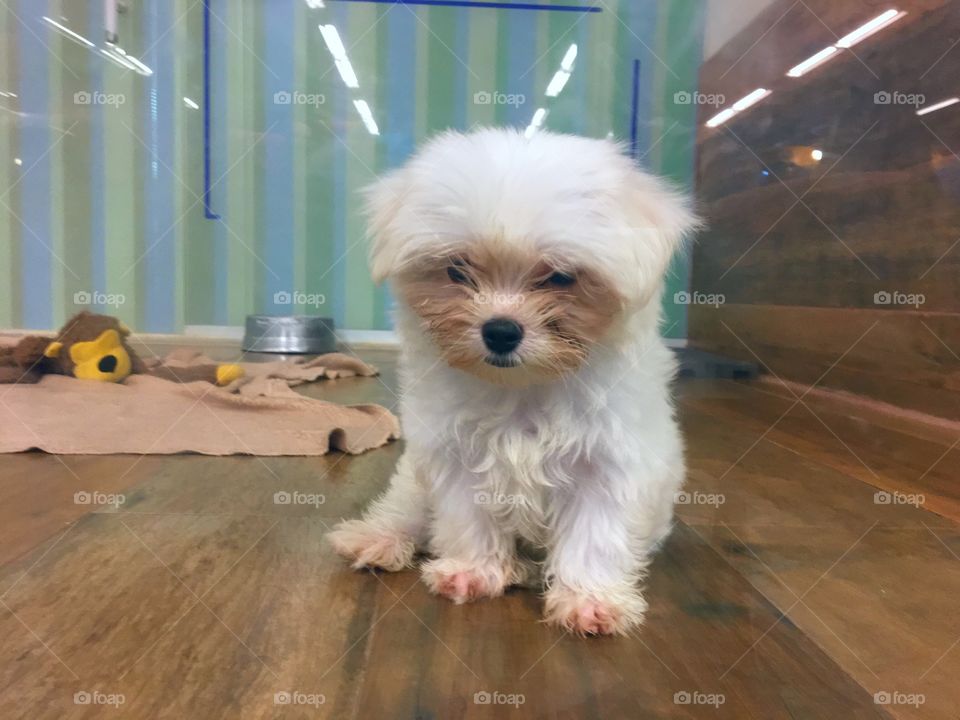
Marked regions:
[328,128,697,636]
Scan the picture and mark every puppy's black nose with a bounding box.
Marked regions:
[482,318,524,354]
[98,355,118,373]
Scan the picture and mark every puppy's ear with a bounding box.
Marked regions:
[364,170,410,284]
[621,170,700,302]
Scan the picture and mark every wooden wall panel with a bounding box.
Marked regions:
[689,0,960,417]
[690,304,960,419]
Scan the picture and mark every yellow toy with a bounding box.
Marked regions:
[0,311,243,386]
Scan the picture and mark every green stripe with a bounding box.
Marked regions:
[655,0,702,338]
[226,0,255,325]
[343,2,378,329]
[102,54,139,326]
[47,33,65,328]
[543,8,578,134]
[55,29,94,329]
[171,0,187,329]
[586,4,615,138]
[427,7,458,133]
[180,0,215,324]
[467,9,498,127]
[304,13,336,321]
[372,5,394,329]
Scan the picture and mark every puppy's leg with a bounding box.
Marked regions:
[327,450,427,571]
[543,467,674,636]
[420,468,521,604]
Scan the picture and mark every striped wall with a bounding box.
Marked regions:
[0,0,704,335]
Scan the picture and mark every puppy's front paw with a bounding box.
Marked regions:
[327,519,415,572]
[421,557,516,604]
[543,584,648,636]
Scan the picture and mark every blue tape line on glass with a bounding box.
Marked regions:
[328,0,601,13]
[630,59,640,159]
[203,0,220,219]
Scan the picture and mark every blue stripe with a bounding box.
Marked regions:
[625,0,655,160]
[378,5,420,327]
[503,10,536,127]
[261,0,296,312]
[384,9,416,169]
[143,1,176,332]
[18,0,52,328]
[329,0,601,12]
[330,0,349,326]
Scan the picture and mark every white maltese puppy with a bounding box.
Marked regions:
[328,128,697,635]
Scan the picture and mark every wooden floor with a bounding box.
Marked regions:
[1,346,958,719]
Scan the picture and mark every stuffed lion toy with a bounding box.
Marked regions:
[0,311,243,386]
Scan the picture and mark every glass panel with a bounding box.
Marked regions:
[0,0,702,334]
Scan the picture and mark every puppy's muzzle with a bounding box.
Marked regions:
[482,318,523,355]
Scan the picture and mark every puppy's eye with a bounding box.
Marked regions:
[447,264,470,284]
[541,271,576,288]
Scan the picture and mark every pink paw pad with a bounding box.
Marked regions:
[436,571,490,604]
[570,602,619,636]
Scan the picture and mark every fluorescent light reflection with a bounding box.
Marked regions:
[42,16,95,48]
[524,107,548,138]
[836,9,905,48]
[916,97,960,116]
[320,24,359,88]
[787,46,839,77]
[353,99,379,135]
[705,89,770,128]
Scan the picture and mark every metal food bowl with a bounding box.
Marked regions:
[242,315,336,354]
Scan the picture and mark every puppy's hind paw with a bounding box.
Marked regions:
[543,584,647,637]
[326,519,415,572]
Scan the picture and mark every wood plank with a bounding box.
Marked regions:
[688,304,960,420]
[677,380,960,720]
[679,379,960,521]
[0,509,889,719]
[3,350,959,717]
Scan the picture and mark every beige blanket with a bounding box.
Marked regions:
[0,352,400,456]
